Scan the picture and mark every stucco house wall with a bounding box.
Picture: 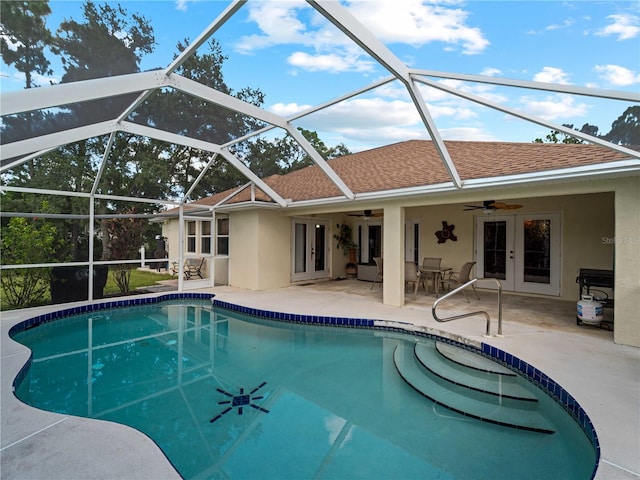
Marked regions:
[613,177,640,347]
[229,209,291,290]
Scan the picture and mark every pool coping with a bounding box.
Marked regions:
[4,293,599,480]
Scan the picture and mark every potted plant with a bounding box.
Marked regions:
[334,223,358,274]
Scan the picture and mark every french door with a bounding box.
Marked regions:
[291,219,330,282]
[475,213,561,295]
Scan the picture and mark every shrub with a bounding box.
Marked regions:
[0,218,58,308]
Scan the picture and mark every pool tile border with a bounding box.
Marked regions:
[8,293,215,393]
[8,293,214,337]
[9,293,599,480]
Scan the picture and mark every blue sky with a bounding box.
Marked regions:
[2,0,639,152]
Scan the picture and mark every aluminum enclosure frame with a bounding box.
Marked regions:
[1,0,640,301]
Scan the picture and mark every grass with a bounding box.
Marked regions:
[1,268,174,310]
[104,269,173,295]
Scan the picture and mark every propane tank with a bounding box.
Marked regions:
[577,294,604,324]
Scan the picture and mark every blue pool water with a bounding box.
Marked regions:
[12,299,596,479]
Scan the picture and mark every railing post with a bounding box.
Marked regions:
[496,280,503,336]
[139,246,146,268]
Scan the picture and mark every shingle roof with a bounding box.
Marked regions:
[187,140,635,209]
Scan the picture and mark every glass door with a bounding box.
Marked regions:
[476,213,560,295]
[476,216,515,290]
[356,221,383,264]
[514,213,560,295]
[291,219,329,282]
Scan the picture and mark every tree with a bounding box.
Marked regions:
[103,212,146,293]
[51,1,155,124]
[0,1,54,149]
[604,106,640,145]
[534,124,585,144]
[3,1,157,261]
[534,107,639,146]
[242,127,351,179]
[0,0,53,89]
[137,38,266,199]
[0,218,58,308]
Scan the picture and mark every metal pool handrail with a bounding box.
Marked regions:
[432,278,503,337]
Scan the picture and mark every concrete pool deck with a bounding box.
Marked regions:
[2,281,639,479]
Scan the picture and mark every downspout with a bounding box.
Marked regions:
[88,198,95,300]
[210,208,216,289]
[178,205,185,292]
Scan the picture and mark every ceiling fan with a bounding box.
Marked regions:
[348,209,383,220]
[463,200,523,212]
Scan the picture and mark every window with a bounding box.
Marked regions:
[217,218,229,255]
[187,221,196,253]
[201,221,211,254]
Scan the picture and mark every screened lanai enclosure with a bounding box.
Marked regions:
[1,0,639,310]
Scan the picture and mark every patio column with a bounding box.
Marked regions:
[382,204,405,307]
[614,177,640,347]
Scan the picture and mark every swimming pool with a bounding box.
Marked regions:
[10,294,598,479]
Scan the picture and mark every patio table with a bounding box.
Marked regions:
[415,266,452,297]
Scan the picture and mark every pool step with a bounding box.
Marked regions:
[392,343,555,434]
[417,343,537,402]
[435,341,515,375]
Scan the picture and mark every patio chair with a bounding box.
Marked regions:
[184,258,205,279]
[170,258,205,279]
[442,261,480,302]
[404,261,421,296]
[370,257,383,289]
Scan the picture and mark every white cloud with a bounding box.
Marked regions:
[287,51,375,73]
[276,93,488,146]
[418,79,508,106]
[334,125,430,145]
[1,34,21,51]
[594,64,640,86]
[545,18,576,32]
[310,98,421,130]
[595,14,640,41]
[233,1,323,54]
[480,67,502,77]
[174,0,190,12]
[438,127,498,141]
[234,0,490,76]
[533,67,571,84]
[345,1,489,54]
[518,94,589,121]
[269,102,313,117]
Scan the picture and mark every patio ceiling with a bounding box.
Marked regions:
[1,0,639,217]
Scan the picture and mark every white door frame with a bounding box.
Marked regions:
[291,218,330,282]
[405,219,420,263]
[476,213,561,295]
